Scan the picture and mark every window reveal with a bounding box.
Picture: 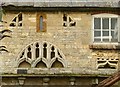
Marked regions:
[40,16,43,30]
[37,13,46,32]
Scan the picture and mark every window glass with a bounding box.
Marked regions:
[103,39,109,42]
[37,13,46,32]
[111,18,117,29]
[103,31,109,36]
[94,38,101,42]
[40,16,43,30]
[111,31,118,42]
[102,18,109,29]
[94,31,101,37]
[94,18,101,29]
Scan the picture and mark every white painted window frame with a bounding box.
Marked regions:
[92,13,119,44]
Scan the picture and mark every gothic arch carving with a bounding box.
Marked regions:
[9,12,22,27]
[35,61,47,68]
[18,61,31,68]
[32,58,48,68]
[49,57,66,68]
[97,58,118,69]
[51,60,64,68]
[17,57,32,67]
[17,41,67,68]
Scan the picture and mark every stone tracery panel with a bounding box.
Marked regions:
[63,14,76,27]
[9,12,22,27]
[17,41,66,68]
[97,58,118,69]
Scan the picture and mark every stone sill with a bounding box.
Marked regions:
[89,43,120,50]
[1,74,110,78]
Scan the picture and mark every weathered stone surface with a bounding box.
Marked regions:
[0,9,119,86]
[1,11,119,75]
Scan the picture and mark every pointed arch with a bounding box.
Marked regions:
[49,57,66,68]
[17,41,67,68]
[51,59,64,68]
[17,58,32,67]
[35,61,47,68]
[18,61,31,68]
[32,58,48,68]
[9,12,22,27]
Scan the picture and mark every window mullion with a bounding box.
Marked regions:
[93,17,95,42]
[118,16,120,42]
[109,18,111,42]
[16,17,18,27]
[67,16,69,27]
[101,18,103,42]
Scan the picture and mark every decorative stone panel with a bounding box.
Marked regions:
[17,41,67,68]
[97,58,118,69]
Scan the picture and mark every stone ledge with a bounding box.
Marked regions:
[1,74,111,78]
[89,43,120,50]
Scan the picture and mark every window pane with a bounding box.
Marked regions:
[94,31,101,37]
[40,16,43,30]
[103,31,109,36]
[102,18,109,29]
[111,18,117,29]
[103,39,109,42]
[111,38,118,42]
[111,31,115,38]
[111,31,118,42]
[94,18,101,29]
[94,38,101,42]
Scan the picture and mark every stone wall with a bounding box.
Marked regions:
[1,11,119,77]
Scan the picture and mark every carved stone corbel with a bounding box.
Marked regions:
[18,77,26,85]
[43,77,50,85]
[69,77,75,85]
